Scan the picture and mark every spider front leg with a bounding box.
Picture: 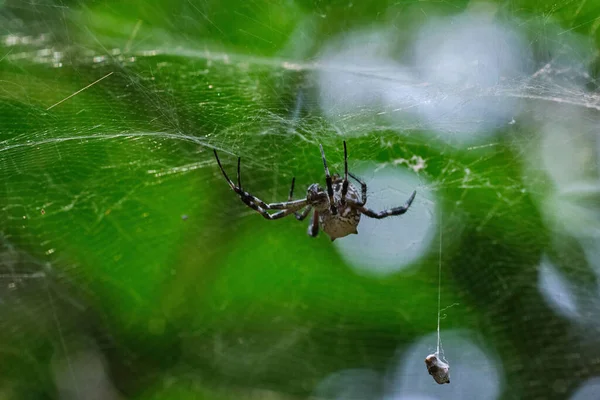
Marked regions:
[243,201,308,220]
[348,172,367,206]
[350,190,417,219]
[235,176,309,221]
[340,141,349,206]
[288,177,312,221]
[319,144,338,215]
[214,150,308,212]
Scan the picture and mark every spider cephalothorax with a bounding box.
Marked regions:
[214,141,416,241]
[306,183,326,206]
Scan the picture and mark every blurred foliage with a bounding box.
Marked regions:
[1,0,600,399]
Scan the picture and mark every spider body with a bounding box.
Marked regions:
[314,177,361,240]
[213,141,416,241]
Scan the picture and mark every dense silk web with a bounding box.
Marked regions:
[1,2,600,399]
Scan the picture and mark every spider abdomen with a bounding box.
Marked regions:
[319,182,362,241]
[320,206,361,241]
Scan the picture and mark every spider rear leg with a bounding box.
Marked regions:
[319,144,338,215]
[348,172,367,206]
[351,190,416,219]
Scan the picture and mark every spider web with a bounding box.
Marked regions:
[1,0,600,399]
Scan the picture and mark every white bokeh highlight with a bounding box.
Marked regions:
[405,12,527,137]
[538,245,600,329]
[317,29,415,127]
[52,343,120,400]
[334,165,435,277]
[570,377,600,400]
[534,103,600,239]
[386,331,502,400]
[317,8,529,144]
[538,255,580,320]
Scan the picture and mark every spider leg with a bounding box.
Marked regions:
[288,177,312,220]
[288,177,296,200]
[242,200,304,220]
[341,141,349,206]
[348,190,416,219]
[214,150,308,211]
[295,206,312,221]
[319,144,338,215]
[348,172,367,206]
[307,210,319,237]
[237,156,242,189]
[214,149,236,190]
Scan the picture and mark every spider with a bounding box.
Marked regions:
[213,141,417,241]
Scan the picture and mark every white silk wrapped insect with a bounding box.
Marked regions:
[425,353,450,384]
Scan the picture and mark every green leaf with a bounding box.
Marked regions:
[2,0,599,398]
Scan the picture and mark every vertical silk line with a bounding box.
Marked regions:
[437,208,442,355]
[426,208,451,385]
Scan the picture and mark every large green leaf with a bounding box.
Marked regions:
[1,0,600,399]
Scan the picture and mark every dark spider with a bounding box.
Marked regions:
[213,141,417,241]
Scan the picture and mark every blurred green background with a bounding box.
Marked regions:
[1,0,600,399]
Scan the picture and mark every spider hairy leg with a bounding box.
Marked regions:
[237,157,242,189]
[308,210,320,237]
[295,207,312,221]
[213,150,309,218]
[348,172,367,206]
[341,141,350,206]
[350,190,416,219]
[288,177,312,220]
[319,144,338,215]
[213,151,273,208]
[243,200,307,220]
[214,149,236,190]
[288,177,295,200]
